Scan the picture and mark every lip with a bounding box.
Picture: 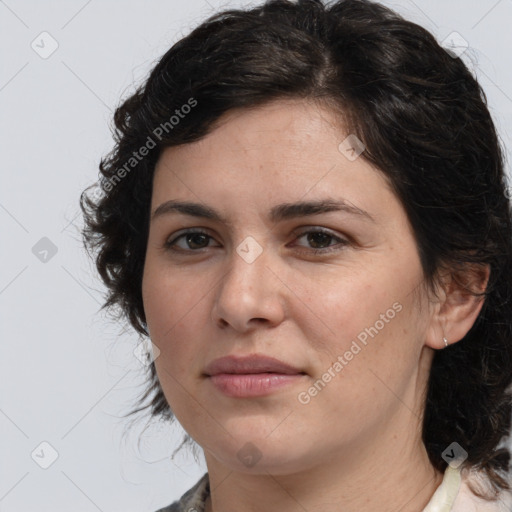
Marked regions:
[204,354,303,376]
[203,354,306,398]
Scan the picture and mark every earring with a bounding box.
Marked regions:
[443,336,449,348]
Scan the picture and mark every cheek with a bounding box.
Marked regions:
[295,259,423,375]
[142,264,208,369]
[288,265,395,352]
[143,269,209,422]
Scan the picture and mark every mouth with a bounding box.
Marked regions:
[203,354,307,398]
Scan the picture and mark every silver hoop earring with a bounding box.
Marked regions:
[443,336,449,348]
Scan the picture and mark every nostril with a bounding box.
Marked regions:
[218,318,229,327]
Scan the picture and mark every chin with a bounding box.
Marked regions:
[203,430,317,476]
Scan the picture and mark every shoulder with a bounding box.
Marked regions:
[453,467,512,512]
[153,473,210,512]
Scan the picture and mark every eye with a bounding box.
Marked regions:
[163,227,349,255]
[164,229,218,252]
[292,228,349,254]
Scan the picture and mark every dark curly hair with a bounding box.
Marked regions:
[80,0,512,499]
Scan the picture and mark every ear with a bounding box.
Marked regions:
[424,263,490,350]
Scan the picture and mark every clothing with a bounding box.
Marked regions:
[155,473,209,512]
[155,465,512,511]
[424,465,512,511]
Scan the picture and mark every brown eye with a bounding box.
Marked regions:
[305,231,334,249]
[164,229,218,252]
[183,233,210,249]
[293,228,349,254]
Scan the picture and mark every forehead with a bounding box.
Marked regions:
[151,99,396,222]
[186,98,347,158]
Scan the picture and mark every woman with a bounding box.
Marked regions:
[80,0,512,510]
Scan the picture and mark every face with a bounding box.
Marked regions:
[142,99,436,475]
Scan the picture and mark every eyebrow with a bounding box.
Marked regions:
[151,198,375,224]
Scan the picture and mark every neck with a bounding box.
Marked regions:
[205,429,443,512]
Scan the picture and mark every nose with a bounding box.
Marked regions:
[211,241,286,332]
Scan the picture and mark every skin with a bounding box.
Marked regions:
[141,98,488,512]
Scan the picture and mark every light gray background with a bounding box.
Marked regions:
[1,1,511,510]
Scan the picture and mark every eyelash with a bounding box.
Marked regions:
[163,227,349,255]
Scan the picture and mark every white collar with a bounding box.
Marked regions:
[423,466,462,512]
